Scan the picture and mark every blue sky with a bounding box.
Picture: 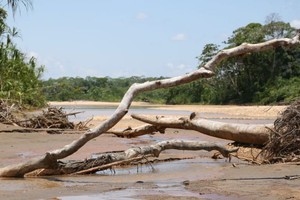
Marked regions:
[7,0,300,79]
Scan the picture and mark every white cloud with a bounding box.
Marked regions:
[171,33,187,41]
[290,19,300,29]
[136,12,148,20]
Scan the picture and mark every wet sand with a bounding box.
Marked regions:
[1,102,298,200]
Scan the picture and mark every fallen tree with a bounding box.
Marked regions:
[107,113,272,145]
[130,113,272,145]
[0,31,299,177]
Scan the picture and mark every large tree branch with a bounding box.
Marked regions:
[131,114,272,145]
[0,33,299,177]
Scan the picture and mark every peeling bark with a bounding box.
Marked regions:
[0,33,299,177]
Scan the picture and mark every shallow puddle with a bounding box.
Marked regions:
[93,157,229,181]
[52,158,232,199]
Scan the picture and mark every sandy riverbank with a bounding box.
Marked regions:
[1,102,298,200]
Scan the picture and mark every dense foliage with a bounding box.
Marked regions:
[42,76,168,103]
[197,19,300,105]
[0,1,46,108]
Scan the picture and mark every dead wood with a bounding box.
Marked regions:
[106,124,166,138]
[17,107,76,129]
[28,139,238,176]
[0,100,18,125]
[131,114,272,145]
[0,33,299,177]
[0,105,89,132]
[262,99,300,163]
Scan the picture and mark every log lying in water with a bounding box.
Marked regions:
[28,139,238,176]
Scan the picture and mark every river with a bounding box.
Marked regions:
[60,104,274,124]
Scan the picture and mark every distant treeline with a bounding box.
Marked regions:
[1,6,299,107]
[42,76,169,104]
[42,19,300,105]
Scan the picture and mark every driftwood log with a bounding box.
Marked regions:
[130,114,272,145]
[0,32,299,177]
[27,139,238,176]
[106,124,166,138]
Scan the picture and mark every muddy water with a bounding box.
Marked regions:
[0,157,235,199]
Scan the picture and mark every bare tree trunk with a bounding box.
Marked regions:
[0,33,298,177]
[131,114,272,145]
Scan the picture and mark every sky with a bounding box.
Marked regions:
[6,0,300,80]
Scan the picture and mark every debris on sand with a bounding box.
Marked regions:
[0,100,89,132]
[18,107,76,129]
[0,100,17,124]
[263,99,300,163]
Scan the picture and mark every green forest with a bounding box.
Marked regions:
[0,0,299,108]
[43,20,300,105]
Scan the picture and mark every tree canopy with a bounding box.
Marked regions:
[192,16,300,105]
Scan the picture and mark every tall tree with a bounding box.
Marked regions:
[196,16,298,104]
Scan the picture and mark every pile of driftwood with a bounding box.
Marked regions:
[0,100,89,131]
[0,100,17,124]
[262,100,300,163]
[18,107,77,129]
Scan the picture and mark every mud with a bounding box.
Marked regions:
[1,104,299,200]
